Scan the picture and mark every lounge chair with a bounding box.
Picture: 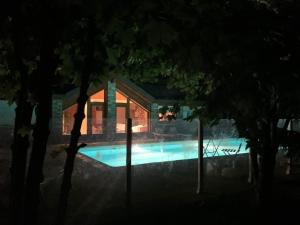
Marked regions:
[221,143,242,156]
[221,143,242,168]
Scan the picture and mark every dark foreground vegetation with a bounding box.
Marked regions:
[0,0,300,225]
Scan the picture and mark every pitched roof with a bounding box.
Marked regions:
[136,82,185,101]
[61,77,185,109]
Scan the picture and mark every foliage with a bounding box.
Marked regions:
[0,17,38,102]
[123,0,300,131]
[103,0,300,202]
[158,104,180,121]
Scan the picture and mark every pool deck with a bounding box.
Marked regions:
[1,143,299,225]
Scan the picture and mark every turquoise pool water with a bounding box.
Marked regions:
[79,138,248,167]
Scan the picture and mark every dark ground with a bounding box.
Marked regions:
[1,142,300,225]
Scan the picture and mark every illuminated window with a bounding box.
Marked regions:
[130,100,148,133]
[116,106,126,133]
[115,89,149,133]
[89,90,104,134]
[116,90,127,133]
[116,90,127,103]
[62,89,150,135]
[62,103,87,135]
[91,105,103,134]
[90,90,104,102]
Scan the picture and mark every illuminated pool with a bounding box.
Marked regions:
[79,138,247,167]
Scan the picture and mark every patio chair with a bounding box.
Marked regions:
[221,143,242,168]
[203,139,224,175]
[203,139,211,157]
[222,142,242,155]
[204,139,221,157]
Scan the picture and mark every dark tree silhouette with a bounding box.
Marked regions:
[121,0,300,204]
[7,3,34,225]
[55,17,95,225]
[23,6,60,225]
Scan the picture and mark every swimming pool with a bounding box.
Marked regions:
[79,138,247,167]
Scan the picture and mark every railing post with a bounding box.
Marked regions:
[248,150,253,183]
[126,118,132,206]
[286,119,294,175]
[197,118,204,194]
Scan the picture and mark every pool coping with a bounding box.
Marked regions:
[78,150,249,169]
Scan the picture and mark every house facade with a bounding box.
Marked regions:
[50,78,194,143]
[0,78,195,144]
[8,78,295,144]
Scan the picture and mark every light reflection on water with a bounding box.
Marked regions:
[79,138,247,167]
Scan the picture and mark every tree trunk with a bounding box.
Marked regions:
[285,119,293,175]
[248,146,259,185]
[55,18,95,225]
[23,23,57,225]
[197,119,204,194]
[257,120,277,205]
[10,101,33,225]
[23,94,51,225]
[258,149,277,205]
[9,3,34,225]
